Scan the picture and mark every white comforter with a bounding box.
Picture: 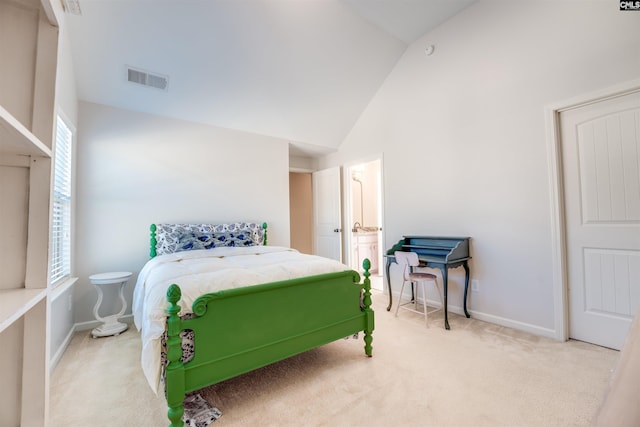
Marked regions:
[133,245,349,393]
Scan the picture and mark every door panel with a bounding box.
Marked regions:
[312,167,342,262]
[561,90,640,349]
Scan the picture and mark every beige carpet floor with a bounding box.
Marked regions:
[50,291,619,426]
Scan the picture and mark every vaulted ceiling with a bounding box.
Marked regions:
[64,0,475,157]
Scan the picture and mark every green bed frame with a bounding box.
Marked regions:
[148,223,374,427]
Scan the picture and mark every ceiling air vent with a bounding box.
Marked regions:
[62,0,82,15]
[126,67,169,91]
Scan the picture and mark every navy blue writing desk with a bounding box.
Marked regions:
[385,236,471,330]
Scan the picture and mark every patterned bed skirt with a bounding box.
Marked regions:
[161,313,197,382]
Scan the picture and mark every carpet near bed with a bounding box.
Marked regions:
[179,311,618,427]
[50,290,619,427]
[183,335,366,426]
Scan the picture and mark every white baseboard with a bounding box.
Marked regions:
[393,292,559,340]
[49,326,76,372]
[464,309,558,340]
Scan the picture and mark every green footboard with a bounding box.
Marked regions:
[164,260,375,427]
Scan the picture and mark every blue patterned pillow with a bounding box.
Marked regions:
[176,231,256,252]
[155,223,265,256]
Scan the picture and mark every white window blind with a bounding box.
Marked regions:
[50,115,73,285]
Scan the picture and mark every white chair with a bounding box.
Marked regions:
[394,251,443,327]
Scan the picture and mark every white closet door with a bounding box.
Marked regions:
[560,90,640,350]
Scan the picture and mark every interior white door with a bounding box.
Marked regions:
[312,167,342,261]
[560,90,640,350]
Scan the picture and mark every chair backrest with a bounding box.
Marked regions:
[395,251,420,280]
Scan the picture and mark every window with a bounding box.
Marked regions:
[50,115,73,285]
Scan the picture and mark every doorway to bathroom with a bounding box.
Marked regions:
[345,157,384,291]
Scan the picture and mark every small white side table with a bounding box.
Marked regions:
[90,271,132,338]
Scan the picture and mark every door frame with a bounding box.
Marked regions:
[342,154,385,279]
[545,78,640,342]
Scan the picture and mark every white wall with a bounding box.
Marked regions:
[74,102,291,324]
[54,13,78,124]
[320,1,640,335]
[290,155,318,172]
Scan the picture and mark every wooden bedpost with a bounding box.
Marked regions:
[150,224,157,258]
[166,284,185,427]
[262,222,268,245]
[362,258,374,357]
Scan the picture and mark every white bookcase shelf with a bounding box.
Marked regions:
[0,105,52,157]
[0,288,48,333]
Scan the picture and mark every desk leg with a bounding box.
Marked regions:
[463,262,471,318]
[440,266,450,330]
[385,259,393,311]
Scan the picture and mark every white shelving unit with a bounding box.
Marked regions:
[0,0,58,425]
